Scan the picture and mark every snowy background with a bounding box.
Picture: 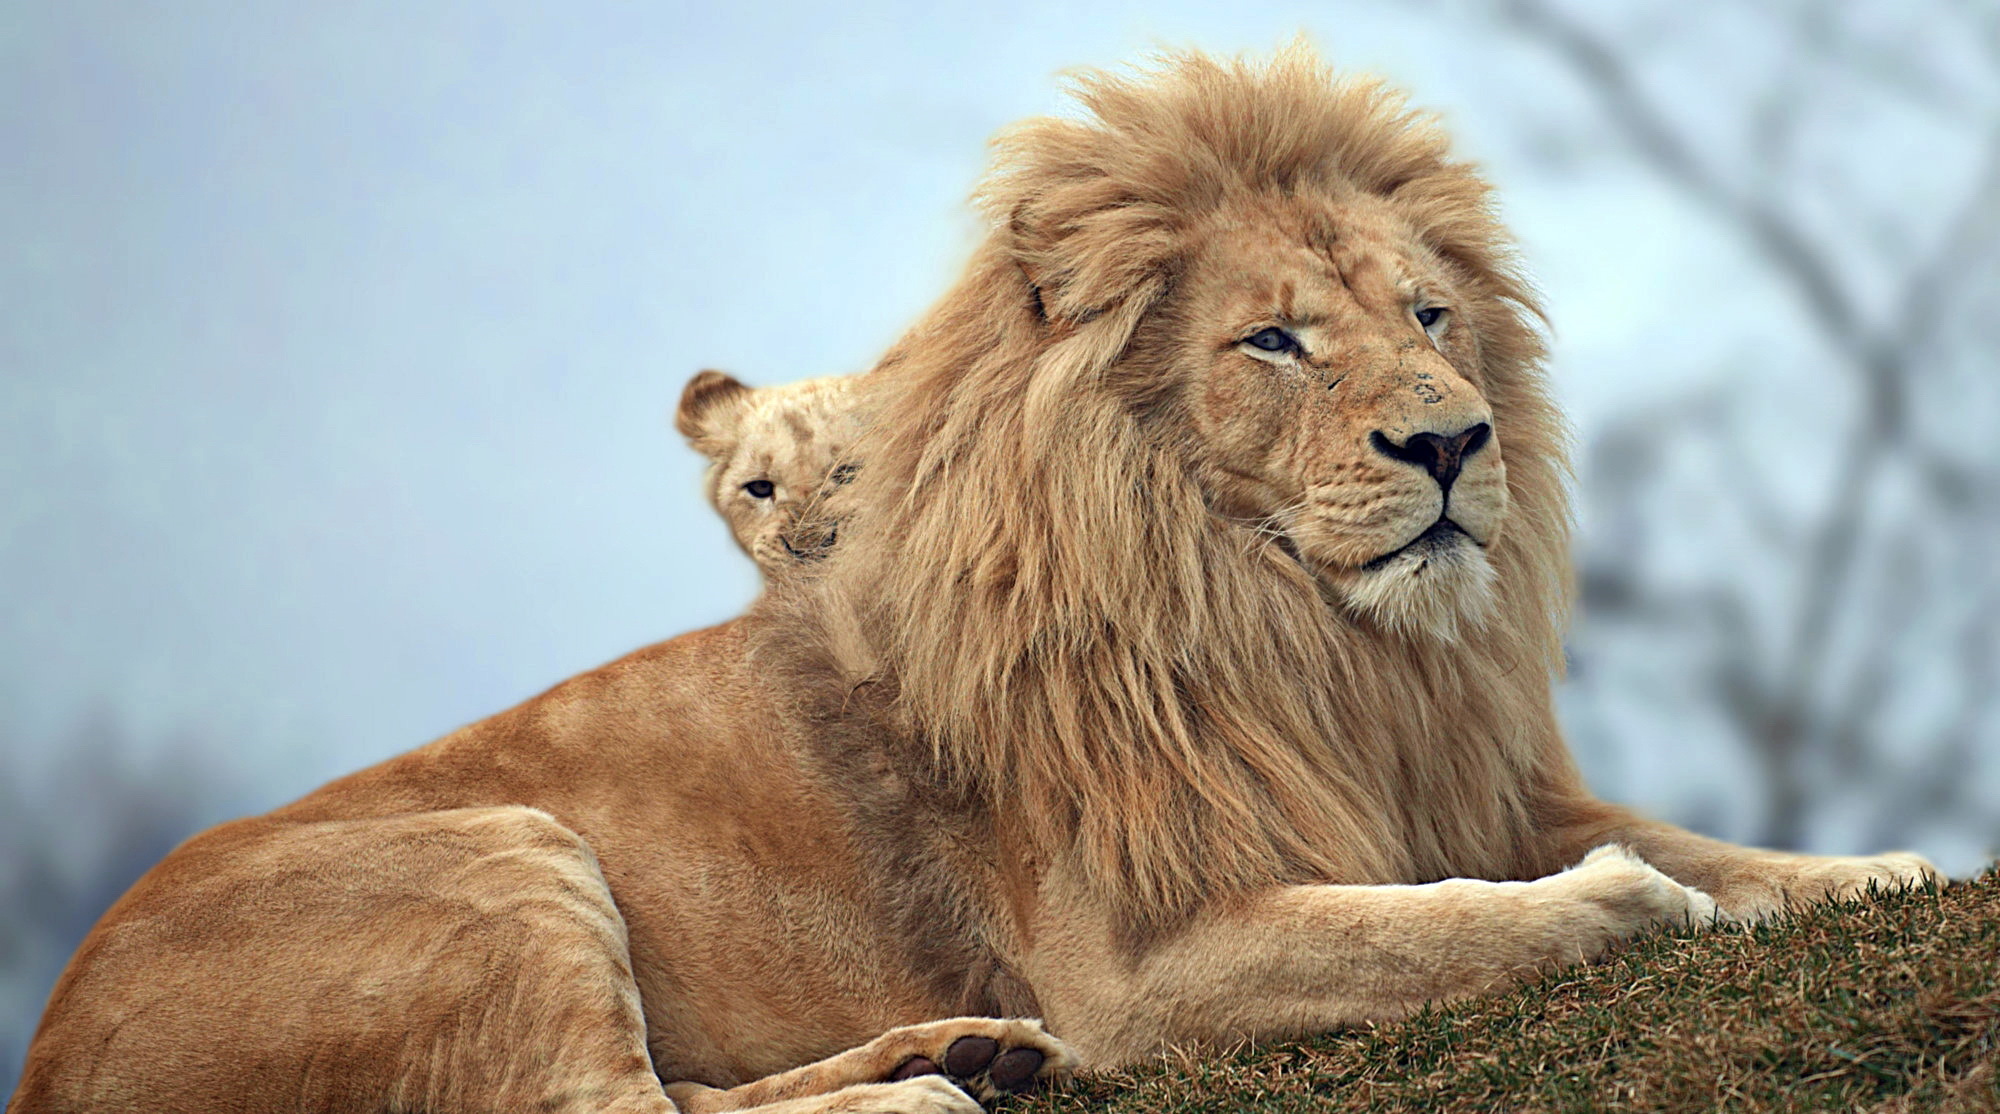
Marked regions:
[4,0,1997,1090]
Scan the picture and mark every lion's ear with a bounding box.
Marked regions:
[1004,194,1178,325]
[1008,203,1052,322]
[675,369,751,457]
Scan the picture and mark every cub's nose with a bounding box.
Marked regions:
[1369,422,1491,493]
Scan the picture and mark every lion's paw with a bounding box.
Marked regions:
[1806,851,1940,898]
[826,1076,984,1114]
[878,1017,1074,1100]
[1551,844,1718,958]
[1776,851,1942,914]
[1707,850,1943,922]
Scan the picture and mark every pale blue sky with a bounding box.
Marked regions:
[0,1,1733,793]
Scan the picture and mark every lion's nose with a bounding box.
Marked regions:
[1369,422,1491,492]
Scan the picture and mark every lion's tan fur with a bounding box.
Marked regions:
[14,46,1936,1114]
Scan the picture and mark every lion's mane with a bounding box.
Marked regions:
[789,47,1578,935]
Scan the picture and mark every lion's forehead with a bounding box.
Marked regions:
[1192,202,1432,325]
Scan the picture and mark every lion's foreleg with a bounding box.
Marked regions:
[1534,799,1940,921]
[665,1077,985,1114]
[1033,846,1712,1066]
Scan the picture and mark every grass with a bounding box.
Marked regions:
[1009,869,2000,1113]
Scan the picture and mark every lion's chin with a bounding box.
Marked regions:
[1315,528,1499,642]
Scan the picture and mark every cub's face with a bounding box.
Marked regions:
[675,371,868,577]
[1155,192,1506,639]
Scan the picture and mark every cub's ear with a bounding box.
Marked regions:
[675,369,750,456]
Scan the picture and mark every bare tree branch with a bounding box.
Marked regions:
[1500,0,1867,351]
[1773,118,2000,739]
[1747,2,1823,186]
[1507,0,2000,849]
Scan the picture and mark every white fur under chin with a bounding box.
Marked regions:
[1340,540,1498,642]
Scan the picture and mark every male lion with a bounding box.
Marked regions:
[675,369,869,576]
[14,47,1937,1114]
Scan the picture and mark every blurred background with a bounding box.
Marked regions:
[3,0,1996,1090]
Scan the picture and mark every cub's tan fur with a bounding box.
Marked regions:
[15,47,1936,1114]
[676,370,869,576]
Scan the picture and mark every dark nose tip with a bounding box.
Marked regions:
[780,524,837,561]
[1369,422,1491,492]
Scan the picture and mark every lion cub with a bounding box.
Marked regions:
[675,369,869,576]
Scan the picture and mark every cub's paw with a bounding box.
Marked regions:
[880,1017,1075,1100]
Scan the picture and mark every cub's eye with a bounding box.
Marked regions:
[1243,327,1301,354]
[743,479,775,499]
[1414,306,1448,331]
[830,463,859,485]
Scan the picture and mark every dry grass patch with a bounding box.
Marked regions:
[1012,868,2000,1113]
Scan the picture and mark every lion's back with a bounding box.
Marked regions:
[276,619,785,826]
[14,616,964,1103]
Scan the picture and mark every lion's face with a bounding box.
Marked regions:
[675,371,867,576]
[1158,193,1505,638]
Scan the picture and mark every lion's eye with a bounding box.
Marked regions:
[1415,306,1449,334]
[744,479,775,499]
[1243,327,1300,354]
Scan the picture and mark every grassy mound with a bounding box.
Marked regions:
[1013,869,1999,1113]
